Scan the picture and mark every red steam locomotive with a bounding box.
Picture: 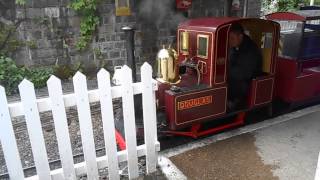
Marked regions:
[151,9,320,138]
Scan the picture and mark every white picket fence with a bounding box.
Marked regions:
[0,63,159,180]
[316,152,320,180]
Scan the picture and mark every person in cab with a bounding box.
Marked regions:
[227,23,263,111]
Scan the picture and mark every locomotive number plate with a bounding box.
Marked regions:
[177,96,213,110]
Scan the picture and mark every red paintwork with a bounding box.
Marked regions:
[275,58,320,102]
[115,130,126,150]
[157,82,171,109]
[159,17,279,136]
[177,29,213,85]
[248,75,274,108]
[304,67,320,94]
[266,12,307,21]
[266,11,320,21]
[165,87,227,130]
[178,17,238,32]
[301,59,320,69]
[163,112,246,138]
[176,0,192,10]
[267,10,320,104]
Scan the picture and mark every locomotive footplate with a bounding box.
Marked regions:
[165,85,227,130]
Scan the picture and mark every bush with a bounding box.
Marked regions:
[0,55,52,95]
[262,0,320,14]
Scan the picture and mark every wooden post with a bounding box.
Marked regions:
[73,72,99,179]
[121,66,139,179]
[0,86,24,180]
[19,80,51,180]
[141,63,158,174]
[316,152,320,180]
[47,76,76,180]
[97,69,120,180]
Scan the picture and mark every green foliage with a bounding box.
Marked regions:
[15,0,26,5]
[26,67,53,88]
[0,55,52,95]
[263,0,320,14]
[0,55,25,95]
[25,40,37,49]
[0,22,39,55]
[93,47,103,59]
[53,61,83,80]
[277,0,305,11]
[0,23,24,55]
[70,0,100,51]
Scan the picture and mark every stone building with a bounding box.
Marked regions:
[0,0,262,73]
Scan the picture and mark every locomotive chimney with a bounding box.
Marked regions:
[122,26,137,82]
[122,26,143,126]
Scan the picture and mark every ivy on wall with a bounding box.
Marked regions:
[70,0,100,51]
[262,0,320,14]
[15,0,26,5]
[14,0,101,51]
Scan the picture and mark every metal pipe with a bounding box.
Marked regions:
[122,26,137,82]
[121,26,143,124]
[224,0,231,16]
[243,0,248,17]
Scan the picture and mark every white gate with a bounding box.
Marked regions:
[0,63,159,180]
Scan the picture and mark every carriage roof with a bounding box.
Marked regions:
[266,10,320,21]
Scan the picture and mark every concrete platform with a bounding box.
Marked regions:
[162,106,320,180]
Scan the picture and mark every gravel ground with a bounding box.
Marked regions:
[0,79,166,179]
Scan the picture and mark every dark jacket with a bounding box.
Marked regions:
[228,34,262,101]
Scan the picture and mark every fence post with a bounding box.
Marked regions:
[18,79,51,180]
[73,72,99,179]
[121,66,139,179]
[0,86,24,180]
[316,152,320,180]
[47,76,76,179]
[97,69,120,180]
[141,63,158,174]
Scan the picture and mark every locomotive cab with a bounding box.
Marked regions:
[156,18,280,132]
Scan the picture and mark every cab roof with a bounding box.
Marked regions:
[178,17,275,32]
[178,17,237,32]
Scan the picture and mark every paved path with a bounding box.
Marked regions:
[169,111,320,180]
[255,111,320,180]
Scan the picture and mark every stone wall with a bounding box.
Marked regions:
[1,0,261,73]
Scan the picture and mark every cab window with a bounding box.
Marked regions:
[197,34,209,58]
[180,31,189,54]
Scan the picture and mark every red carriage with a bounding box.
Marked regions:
[266,10,320,105]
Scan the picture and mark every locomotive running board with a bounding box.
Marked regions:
[162,112,246,138]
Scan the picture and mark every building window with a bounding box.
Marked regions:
[180,31,189,54]
[197,34,209,58]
